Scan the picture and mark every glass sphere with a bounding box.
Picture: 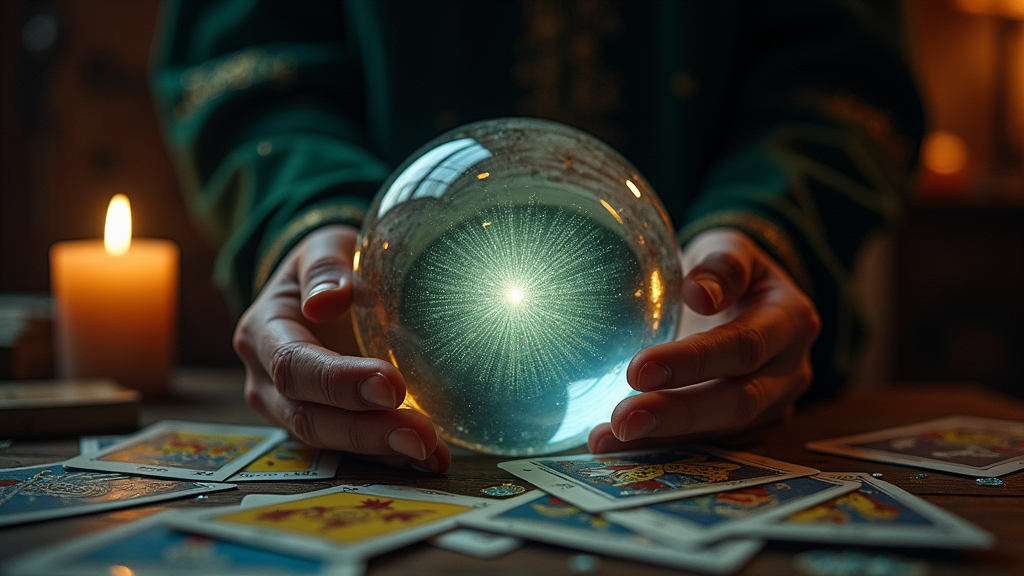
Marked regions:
[352,118,682,456]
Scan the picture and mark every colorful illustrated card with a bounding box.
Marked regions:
[736,473,994,549]
[458,491,762,574]
[4,511,363,576]
[605,474,861,546]
[65,420,288,482]
[226,440,341,482]
[805,416,1024,476]
[166,484,493,561]
[82,435,341,482]
[498,446,819,512]
[0,463,233,527]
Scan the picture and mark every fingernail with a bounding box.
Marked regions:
[411,455,440,474]
[594,434,619,453]
[637,362,670,390]
[359,374,397,408]
[616,410,659,442]
[388,428,427,460]
[309,282,339,298]
[693,274,723,310]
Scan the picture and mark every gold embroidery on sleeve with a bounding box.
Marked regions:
[176,49,296,121]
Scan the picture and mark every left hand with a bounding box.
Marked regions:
[588,227,822,453]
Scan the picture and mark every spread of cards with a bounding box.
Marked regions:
[3,415,1019,576]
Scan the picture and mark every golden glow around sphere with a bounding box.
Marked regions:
[352,118,683,456]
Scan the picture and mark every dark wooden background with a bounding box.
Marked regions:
[0,0,1021,399]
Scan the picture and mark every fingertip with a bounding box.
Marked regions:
[410,437,451,474]
[683,274,724,314]
[587,423,618,453]
[387,427,427,460]
[301,277,352,323]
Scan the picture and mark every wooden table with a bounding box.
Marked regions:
[2,369,1023,575]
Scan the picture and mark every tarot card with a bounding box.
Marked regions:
[498,446,819,512]
[227,440,342,482]
[0,463,233,527]
[805,416,1024,476]
[430,528,523,559]
[79,433,131,454]
[459,491,762,574]
[81,434,339,482]
[4,510,363,576]
[735,473,994,549]
[64,420,288,482]
[165,484,493,561]
[605,474,861,546]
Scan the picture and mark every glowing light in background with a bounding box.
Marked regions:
[922,130,969,175]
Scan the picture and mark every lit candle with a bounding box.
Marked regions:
[49,195,179,397]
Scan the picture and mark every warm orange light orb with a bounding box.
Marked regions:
[922,130,969,176]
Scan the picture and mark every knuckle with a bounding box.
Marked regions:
[708,251,747,284]
[794,296,822,340]
[243,378,261,409]
[738,380,766,425]
[681,340,707,382]
[304,255,345,281]
[268,342,300,397]
[346,423,371,455]
[232,318,256,360]
[797,362,814,395]
[733,324,768,370]
[287,403,318,446]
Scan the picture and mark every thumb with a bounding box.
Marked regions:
[681,248,752,315]
[298,226,358,323]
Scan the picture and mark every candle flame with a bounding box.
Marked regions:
[104,194,132,256]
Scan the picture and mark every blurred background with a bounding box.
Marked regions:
[0,0,1021,398]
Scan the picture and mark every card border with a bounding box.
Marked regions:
[457,491,763,574]
[227,446,342,482]
[732,472,994,549]
[0,462,234,528]
[497,445,819,512]
[163,484,493,561]
[604,474,860,546]
[3,510,362,576]
[63,420,288,482]
[805,416,1024,477]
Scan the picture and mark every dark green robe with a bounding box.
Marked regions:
[151,0,924,400]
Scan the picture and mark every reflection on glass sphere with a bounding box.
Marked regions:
[352,118,682,456]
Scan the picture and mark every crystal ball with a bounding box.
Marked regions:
[351,118,682,456]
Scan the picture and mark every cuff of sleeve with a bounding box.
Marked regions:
[252,201,367,297]
[678,211,815,298]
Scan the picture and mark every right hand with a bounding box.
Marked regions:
[233,224,450,473]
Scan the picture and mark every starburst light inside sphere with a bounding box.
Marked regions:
[351,118,683,456]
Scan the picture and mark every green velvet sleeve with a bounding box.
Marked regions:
[677,2,924,399]
[150,0,389,315]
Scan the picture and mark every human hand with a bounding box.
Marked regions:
[233,224,450,472]
[588,228,821,452]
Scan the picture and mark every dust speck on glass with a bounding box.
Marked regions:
[353,118,682,456]
[871,472,884,478]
